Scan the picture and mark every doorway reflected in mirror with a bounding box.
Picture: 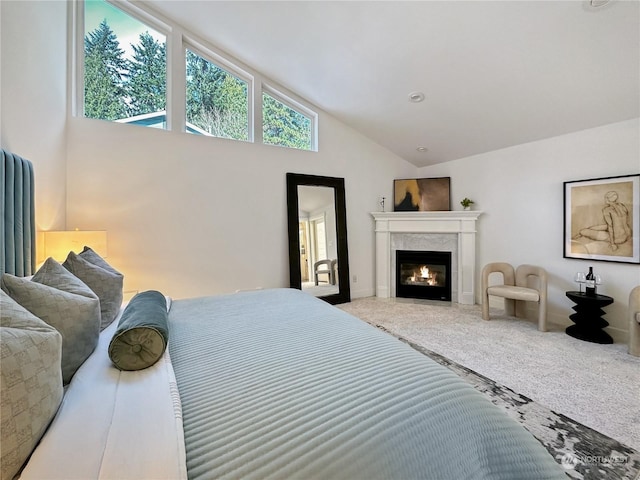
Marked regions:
[298,185,339,297]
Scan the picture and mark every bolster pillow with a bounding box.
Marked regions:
[108,290,169,371]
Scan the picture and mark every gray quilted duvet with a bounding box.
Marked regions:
[168,288,565,480]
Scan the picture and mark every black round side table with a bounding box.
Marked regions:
[565,291,614,344]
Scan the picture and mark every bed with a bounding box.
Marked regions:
[1,151,566,479]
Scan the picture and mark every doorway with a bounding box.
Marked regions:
[298,222,309,282]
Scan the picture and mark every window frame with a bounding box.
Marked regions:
[183,40,254,142]
[74,0,171,125]
[262,84,318,152]
[74,0,318,152]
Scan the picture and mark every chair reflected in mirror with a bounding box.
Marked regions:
[314,259,337,286]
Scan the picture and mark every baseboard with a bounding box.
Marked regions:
[351,287,375,299]
[489,298,630,344]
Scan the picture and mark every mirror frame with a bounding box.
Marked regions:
[287,173,351,305]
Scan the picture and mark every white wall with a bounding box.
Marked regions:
[65,112,415,300]
[0,0,414,300]
[418,118,640,341]
[0,1,68,237]
[3,0,636,345]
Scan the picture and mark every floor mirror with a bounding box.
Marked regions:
[286,173,351,304]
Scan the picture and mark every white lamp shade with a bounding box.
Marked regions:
[43,231,107,262]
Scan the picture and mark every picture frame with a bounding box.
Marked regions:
[393,177,451,212]
[563,174,639,264]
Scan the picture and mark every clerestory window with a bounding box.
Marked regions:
[84,0,167,127]
[79,1,317,150]
[185,48,249,141]
[262,90,314,151]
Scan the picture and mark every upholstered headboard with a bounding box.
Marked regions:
[1,150,36,276]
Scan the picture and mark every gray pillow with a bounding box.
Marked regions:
[63,247,123,330]
[1,274,100,384]
[109,290,169,371]
[0,290,64,480]
[33,257,102,306]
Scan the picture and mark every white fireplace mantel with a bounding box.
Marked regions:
[371,211,482,304]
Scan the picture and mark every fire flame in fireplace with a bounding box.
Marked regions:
[408,266,437,285]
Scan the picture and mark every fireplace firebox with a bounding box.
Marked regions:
[396,250,452,301]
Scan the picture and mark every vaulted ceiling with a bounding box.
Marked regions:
[146,1,639,167]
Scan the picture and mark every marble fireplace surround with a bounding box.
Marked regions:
[371,211,482,304]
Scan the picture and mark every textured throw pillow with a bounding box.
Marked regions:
[1,274,100,384]
[63,247,123,330]
[1,290,64,480]
[33,257,102,306]
[109,290,169,371]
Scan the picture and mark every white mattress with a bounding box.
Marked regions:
[20,300,187,480]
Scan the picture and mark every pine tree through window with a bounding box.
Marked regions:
[262,92,312,151]
[185,49,249,141]
[84,0,166,126]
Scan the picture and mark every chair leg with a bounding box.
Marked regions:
[630,319,640,356]
[482,292,490,320]
[537,302,547,332]
[504,298,515,317]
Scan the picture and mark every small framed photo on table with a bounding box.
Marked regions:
[563,174,639,264]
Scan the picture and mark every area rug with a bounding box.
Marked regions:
[374,324,640,480]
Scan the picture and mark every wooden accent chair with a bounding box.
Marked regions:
[629,286,640,356]
[481,263,548,332]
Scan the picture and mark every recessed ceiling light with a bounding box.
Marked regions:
[590,0,611,7]
[408,92,425,103]
[416,146,428,152]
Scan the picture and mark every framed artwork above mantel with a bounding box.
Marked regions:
[393,177,451,212]
[563,173,639,264]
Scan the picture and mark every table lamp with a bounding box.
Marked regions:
[43,229,107,262]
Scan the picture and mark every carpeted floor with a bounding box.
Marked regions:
[301,282,339,297]
[338,297,640,479]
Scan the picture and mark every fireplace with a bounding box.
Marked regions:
[396,250,452,301]
[371,211,481,304]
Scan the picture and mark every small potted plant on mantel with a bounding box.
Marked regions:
[460,198,474,210]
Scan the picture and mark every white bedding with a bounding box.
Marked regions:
[20,299,187,480]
